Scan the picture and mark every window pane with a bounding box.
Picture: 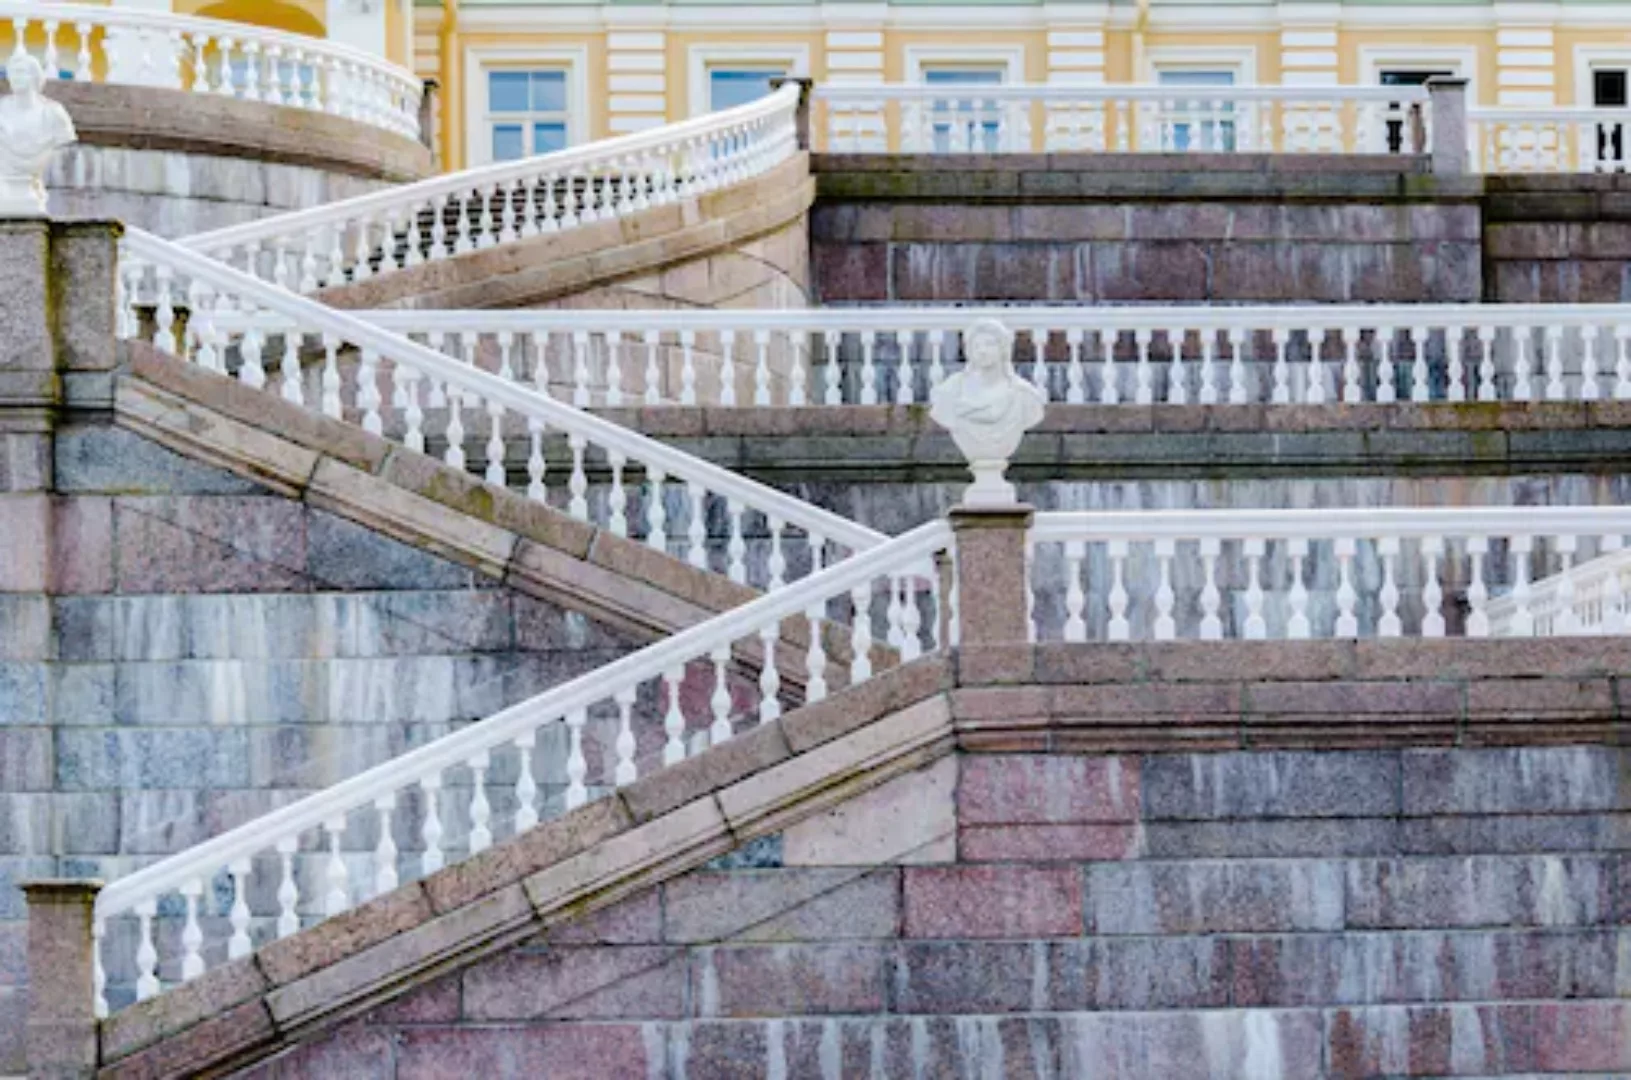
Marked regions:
[531,71,567,112]
[1157,69,1236,87]
[710,69,784,111]
[1596,69,1628,107]
[490,71,530,112]
[923,68,1004,86]
[533,122,567,154]
[1380,69,1453,87]
[491,124,524,161]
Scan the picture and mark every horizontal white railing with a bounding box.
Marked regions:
[1029,507,1631,643]
[118,227,884,585]
[1489,545,1631,636]
[815,82,1430,155]
[1470,107,1631,174]
[1,0,420,141]
[176,82,800,293]
[286,305,1631,409]
[92,517,953,1014]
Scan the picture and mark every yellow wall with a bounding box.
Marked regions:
[182,0,326,38]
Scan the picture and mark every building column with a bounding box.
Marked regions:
[607,27,669,134]
[22,880,102,1079]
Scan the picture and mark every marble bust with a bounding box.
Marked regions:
[0,54,76,217]
[929,318,1046,507]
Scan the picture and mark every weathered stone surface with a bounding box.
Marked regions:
[664,868,899,943]
[904,865,1083,938]
[1088,860,1344,935]
[700,942,889,1017]
[781,754,956,866]
[462,944,687,1020]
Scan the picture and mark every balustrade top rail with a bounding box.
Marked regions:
[1,0,422,141]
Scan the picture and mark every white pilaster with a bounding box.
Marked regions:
[1496,23,1556,105]
[607,29,668,133]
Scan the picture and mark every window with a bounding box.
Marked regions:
[1594,68,1627,165]
[1156,69,1235,151]
[1379,69,1452,152]
[487,69,568,162]
[708,68,786,112]
[924,67,1005,152]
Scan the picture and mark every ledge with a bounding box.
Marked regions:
[43,80,433,184]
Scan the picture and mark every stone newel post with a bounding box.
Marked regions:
[769,76,815,151]
[1426,77,1469,175]
[950,504,1035,648]
[22,880,102,1079]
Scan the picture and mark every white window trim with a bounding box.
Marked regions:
[1574,46,1631,107]
[1142,45,1259,85]
[903,45,1026,84]
[1359,46,1480,105]
[463,45,590,167]
[686,43,810,118]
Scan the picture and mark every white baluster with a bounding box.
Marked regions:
[1421,536,1446,638]
[179,878,205,981]
[1133,328,1154,405]
[1107,539,1130,641]
[1243,538,1267,639]
[368,795,398,897]
[567,434,588,520]
[1509,535,1535,636]
[1514,325,1535,401]
[513,731,539,833]
[1065,328,1086,405]
[1614,326,1631,400]
[758,622,782,723]
[323,818,349,917]
[320,334,342,418]
[1466,536,1491,638]
[275,837,300,937]
[849,582,874,680]
[1544,326,1565,401]
[1101,330,1121,405]
[465,752,493,854]
[526,417,548,502]
[686,482,707,570]
[662,667,687,765]
[1376,326,1397,404]
[1199,537,1223,640]
[611,688,638,785]
[1167,329,1189,405]
[1227,327,1248,405]
[1410,325,1431,403]
[419,775,444,874]
[564,708,588,809]
[226,859,253,960]
[1199,331,1219,405]
[858,329,879,406]
[1555,533,1579,635]
[1287,537,1311,639]
[134,899,160,1001]
[805,605,829,702]
[709,646,734,745]
[679,329,699,406]
[824,332,843,405]
[1378,536,1402,637]
[444,387,466,471]
[1063,540,1087,643]
[1152,538,1177,640]
[1341,327,1362,404]
[1582,328,1602,402]
[726,499,747,585]
[646,467,669,554]
[607,452,628,537]
[1335,537,1359,637]
[1270,328,1290,405]
[718,329,738,408]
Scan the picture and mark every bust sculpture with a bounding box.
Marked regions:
[0,54,76,217]
[929,318,1046,507]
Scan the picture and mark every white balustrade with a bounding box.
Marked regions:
[815,83,1430,155]
[320,305,1631,409]
[0,0,420,141]
[177,82,800,293]
[92,517,951,1015]
[1470,107,1631,174]
[117,227,884,588]
[1029,508,1631,642]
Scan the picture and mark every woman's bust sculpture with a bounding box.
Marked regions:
[929,318,1046,506]
[0,54,76,217]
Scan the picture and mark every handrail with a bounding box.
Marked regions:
[815,82,1430,103]
[120,226,884,553]
[93,515,949,918]
[180,81,801,256]
[1031,507,1631,544]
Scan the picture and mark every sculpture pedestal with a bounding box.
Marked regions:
[0,175,48,217]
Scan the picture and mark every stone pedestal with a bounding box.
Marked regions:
[1428,77,1470,175]
[21,880,101,1079]
[950,504,1034,649]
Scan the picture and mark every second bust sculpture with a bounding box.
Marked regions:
[929,319,1046,507]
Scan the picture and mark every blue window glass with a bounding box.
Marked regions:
[533,122,567,154]
[709,69,784,111]
[1156,69,1236,151]
[488,70,570,161]
[491,124,524,162]
[923,68,1005,152]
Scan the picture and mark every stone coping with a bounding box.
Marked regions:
[115,341,879,689]
[592,401,1631,480]
[318,152,815,310]
[95,635,1629,1077]
[42,80,433,184]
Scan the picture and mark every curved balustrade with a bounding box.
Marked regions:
[1469,106,1631,174]
[177,82,800,292]
[815,82,1431,155]
[1029,508,1631,643]
[331,305,1631,409]
[0,0,420,141]
[91,517,952,1014]
[117,227,884,589]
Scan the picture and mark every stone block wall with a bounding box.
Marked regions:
[236,736,1631,1079]
[1484,176,1631,303]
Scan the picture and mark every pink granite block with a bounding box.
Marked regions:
[365,973,461,1024]
[547,889,664,945]
[112,496,309,594]
[959,823,1140,862]
[234,1021,392,1079]
[395,1024,653,1079]
[702,942,889,1017]
[0,495,48,592]
[461,945,686,1021]
[903,865,1084,938]
[50,496,113,594]
[957,756,1140,825]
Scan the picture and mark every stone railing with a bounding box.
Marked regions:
[308,305,1631,408]
[1030,508,1631,643]
[1470,106,1631,174]
[177,81,801,291]
[814,81,1437,156]
[117,226,885,589]
[91,516,953,1014]
[0,0,421,141]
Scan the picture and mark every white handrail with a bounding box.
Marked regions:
[816,83,1430,104]
[119,226,884,554]
[0,0,421,140]
[175,82,801,290]
[1032,507,1631,543]
[93,516,952,1012]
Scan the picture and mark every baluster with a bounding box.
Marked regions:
[1410,325,1431,403]
[1377,536,1402,637]
[1063,540,1086,642]
[1101,330,1120,405]
[1199,537,1223,639]
[1444,328,1468,402]
[884,572,905,651]
[275,837,300,936]
[564,708,588,809]
[1582,327,1602,402]
[605,333,624,407]
[179,879,204,981]
[758,622,782,723]
[900,575,923,659]
[645,467,669,554]
[454,190,474,254]
[765,518,787,590]
[859,329,879,406]
[709,646,734,744]
[824,332,843,405]
[1554,533,1579,635]
[567,434,588,520]
[1615,326,1631,400]
[726,499,747,584]
[805,604,829,702]
[1341,327,1362,403]
[1544,326,1565,401]
[1270,328,1290,405]
[1513,324,1535,401]
[1376,325,1398,404]
[419,775,444,874]
[686,482,707,570]
[134,899,160,1000]
[1107,539,1130,641]
[1408,534,1442,638]
[226,859,253,959]
[1199,331,1220,405]
[1029,331,1049,398]
[719,328,737,407]
[849,582,875,679]
[1242,538,1267,639]
[788,330,809,408]
[1065,327,1086,405]
[1603,535,1628,634]
[605,452,628,537]
[753,329,773,406]
[237,328,262,386]
[1227,327,1248,405]
[1335,537,1359,637]
[323,818,349,916]
[76,21,92,82]
[1133,328,1154,405]
[1152,538,1177,640]
[1509,535,1535,635]
[444,387,467,471]
[679,330,699,406]
[1287,538,1311,639]
[662,667,687,765]
[1476,326,1498,402]
[642,330,662,406]
[367,795,398,896]
[521,416,547,502]
[464,752,492,853]
[605,687,636,785]
[1466,536,1491,638]
[318,334,341,418]
[152,268,177,354]
[506,731,538,834]
[1167,328,1189,405]
[1306,328,1327,406]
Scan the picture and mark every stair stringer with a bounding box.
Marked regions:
[93,656,956,1078]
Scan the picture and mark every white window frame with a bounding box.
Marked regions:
[1142,45,1258,85]
[1574,46,1631,107]
[686,43,809,118]
[463,45,589,167]
[1360,46,1480,104]
[903,45,1025,86]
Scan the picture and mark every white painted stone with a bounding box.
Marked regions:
[1498,49,1555,67]
[1497,28,1554,47]
[782,753,956,866]
[1282,51,1340,69]
[1048,50,1105,69]
[608,31,666,50]
[609,94,668,113]
[826,31,884,47]
[0,55,76,217]
[826,53,885,71]
[1047,30,1104,47]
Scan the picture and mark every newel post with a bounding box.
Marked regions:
[950,504,1035,648]
[1425,77,1469,175]
[770,76,815,151]
[22,880,101,1079]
